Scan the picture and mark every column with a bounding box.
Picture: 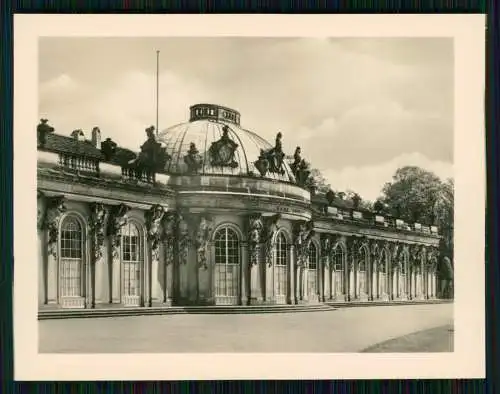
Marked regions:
[323,258,330,301]
[38,228,47,305]
[163,241,173,305]
[108,203,132,305]
[177,217,190,305]
[110,237,120,303]
[265,250,274,303]
[350,239,357,301]
[89,202,106,309]
[318,256,325,302]
[240,242,248,305]
[368,243,374,301]
[43,196,67,305]
[161,212,178,306]
[194,215,213,305]
[289,244,296,305]
[249,246,264,304]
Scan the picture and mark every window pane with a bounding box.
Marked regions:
[122,223,142,297]
[214,227,240,297]
[59,216,83,297]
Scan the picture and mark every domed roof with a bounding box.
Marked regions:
[157,104,296,182]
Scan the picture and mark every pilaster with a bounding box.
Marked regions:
[247,213,264,305]
[107,203,130,304]
[88,202,106,309]
[145,204,166,307]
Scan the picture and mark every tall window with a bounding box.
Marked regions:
[275,232,288,296]
[357,247,368,295]
[122,222,142,297]
[308,243,318,296]
[308,243,318,270]
[60,216,84,298]
[333,245,344,271]
[214,227,240,297]
[333,244,345,294]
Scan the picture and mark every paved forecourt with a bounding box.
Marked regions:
[39,303,453,353]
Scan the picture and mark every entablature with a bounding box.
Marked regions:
[313,220,440,247]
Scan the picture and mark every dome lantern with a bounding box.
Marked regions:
[189,103,241,126]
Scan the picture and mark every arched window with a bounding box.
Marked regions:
[358,248,367,272]
[357,246,369,295]
[332,244,345,294]
[333,245,344,271]
[122,222,142,299]
[214,227,240,298]
[307,242,319,298]
[308,243,318,270]
[59,215,84,298]
[275,232,288,296]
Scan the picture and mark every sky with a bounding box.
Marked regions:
[39,37,454,201]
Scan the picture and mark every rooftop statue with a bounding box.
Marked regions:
[37,118,55,146]
[290,146,302,174]
[254,132,286,176]
[132,126,171,172]
[102,137,118,161]
[295,158,311,187]
[184,142,203,174]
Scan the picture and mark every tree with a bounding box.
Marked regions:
[380,166,443,224]
[309,168,331,193]
[434,178,454,260]
[380,166,454,260]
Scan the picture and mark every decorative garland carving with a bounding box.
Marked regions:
[370,240,381,260]
[320,233,333,269]
[107,203,131,258]
[162,212,179,266]
[195,216,213,270]
[43,196,67,258]
[248,214,264,266]
[409,244,426,272]
[369,240,382,272]
[37,191,45,230]
[426,246,439,271]
[293,220,315,268]
[346,236,360,271]
[263,213,281,267]
[379,241,391,270]
[89,202,106,261]
[146,205,166,261]
[391,242,403,270]
[177,215,190,265]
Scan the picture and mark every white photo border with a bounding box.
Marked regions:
[13,13,485,380]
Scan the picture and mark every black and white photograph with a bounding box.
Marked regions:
[14,14,485,380]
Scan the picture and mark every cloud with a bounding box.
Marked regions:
[323,152,454,202]
[38,37,454,198]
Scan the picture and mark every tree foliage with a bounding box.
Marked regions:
[309,168,331,193]
[380,166,443,224]
[380,166,454,259]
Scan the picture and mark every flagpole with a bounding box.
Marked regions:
[156,50,160,136]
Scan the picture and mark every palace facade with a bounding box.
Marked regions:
[37,104,442,311]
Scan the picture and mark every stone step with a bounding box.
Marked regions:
[38,299,452,320]
[38,304,335,320]
[325,299,453,308]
